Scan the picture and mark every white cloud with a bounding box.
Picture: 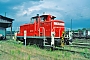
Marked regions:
[13,1,41,16]
[13,0,64,17]
[8,0,90,30]
[12,0,90,26]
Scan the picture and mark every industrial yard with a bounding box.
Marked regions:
[0,39,90,60]
[0,0,90,60]
[0,10,90,60]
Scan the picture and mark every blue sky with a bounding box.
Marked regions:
[0,0,90,31]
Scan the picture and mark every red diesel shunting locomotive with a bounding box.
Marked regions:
[16,14,68,47]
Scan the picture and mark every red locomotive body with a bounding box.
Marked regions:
[17,14,65,47]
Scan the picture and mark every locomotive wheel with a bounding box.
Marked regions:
[51,46,54,51]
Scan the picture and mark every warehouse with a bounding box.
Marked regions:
[0,15,14,39]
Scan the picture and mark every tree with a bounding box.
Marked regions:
[82,28,86,31]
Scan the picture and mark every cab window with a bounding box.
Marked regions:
[40,17,45,22]
[30,18,36,23]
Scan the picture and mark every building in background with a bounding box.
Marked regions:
[0,15,14,40]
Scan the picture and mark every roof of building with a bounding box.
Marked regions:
[0,15,14,22]
[0,15,14,28]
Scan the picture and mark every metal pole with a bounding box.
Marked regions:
[71,19,72,31]
[5,12,6,39]
[25,39,26,46]
[24,30,26,46]
[5,28,6,39]
[5,12,6,17]
[70,19,73,42]
[11,23,12,39]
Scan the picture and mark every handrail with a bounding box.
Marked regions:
[39,27,45,37]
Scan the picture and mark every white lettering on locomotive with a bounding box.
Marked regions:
[54,22,64,26]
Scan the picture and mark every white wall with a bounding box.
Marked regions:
[88,31,90,35]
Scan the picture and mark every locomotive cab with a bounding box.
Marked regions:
[40,15,56,21]
[30,14,56,23]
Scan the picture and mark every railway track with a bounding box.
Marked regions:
[1,40,90,59]
[54,41,90,58]
[55,47,90,59]
[66,45,90,49]
[0,49,24,60]
[72,42,90,46]
[69,42,90,49]
[56,42,90,59]
[0,41,61,60]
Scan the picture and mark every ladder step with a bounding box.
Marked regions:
[44,39,47,40]
[44,42,48,44]
[44,45,51,47]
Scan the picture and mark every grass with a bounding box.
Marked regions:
[0,39,90,60]
[73,39,90,43]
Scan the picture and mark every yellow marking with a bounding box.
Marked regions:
[60,31,65,47]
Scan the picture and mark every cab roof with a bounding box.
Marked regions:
[31,14,56,19]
